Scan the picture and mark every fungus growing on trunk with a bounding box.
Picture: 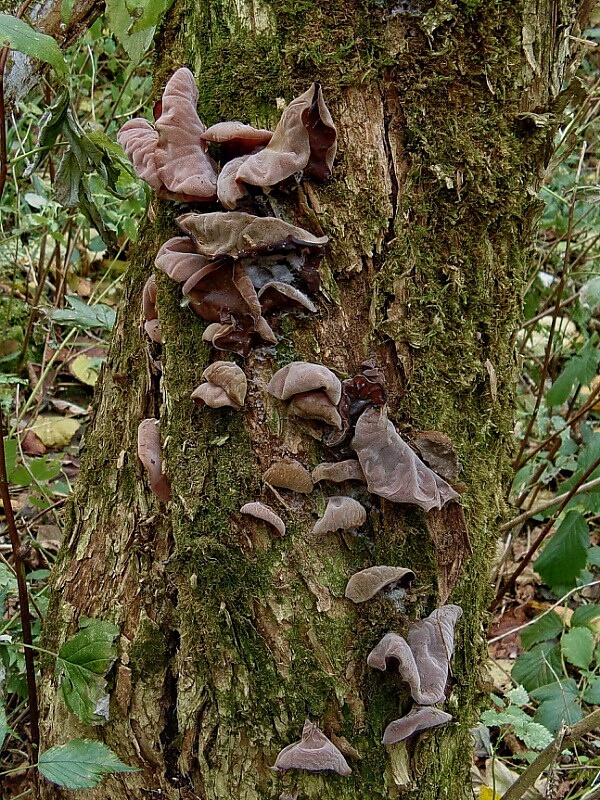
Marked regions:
[216,155,251,209]
[382,707,452,745]
[257,282,317,313]
[312,460,366,484]
[155,237,208,284]
[137,419,171,502]
[263,459,313,493]
[351,407,460,512]
[414,430,462,482]
[272,719,351,776]
[288,391,343,428]
[345,566,415,603]
[201,121,273,158]
[142,275,161,343]
[191,361,247,409]
[240,502,286,536]
[237,84,337,187]
[367,604,463,705]
[117,119,162,192]
[312,496,367,535]
[267,362,341,405]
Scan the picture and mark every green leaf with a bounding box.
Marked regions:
[105,0,155,63]
[28,456,62,483]
[505,685,530,706]
[24,91,70,176]
[0,563,17,594]
[57,619,119,725]
[2,437,17,477]
[0,14,67,74]
[546,337,600,407]
[47,296,116,331]
[38,740,137,788]
[520,611,564,650]
[588,547,600,567]
[512,641,563,691]
[561,627,595,669]
[127,0,176,33]
[534,510,590,593]
[583,676,600,705]
[571,604,600,629]
[516,721,554,751]
[531,679,583,734]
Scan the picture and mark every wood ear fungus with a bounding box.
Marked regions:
[313,496,367,534]
[272,719,351,776]
[137,419,171,502]
[191,362,247,409]
[345,566,415,603]
[240,502,286,536]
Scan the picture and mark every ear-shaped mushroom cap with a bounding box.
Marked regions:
[267,362,341,405]
[257,282,317,313]
[216,155,251,210]
[237,83,337,187]
[202,322,223,343]
[192,361,247,409]
[414,430,462,482]
[313,496,366,535]
[154,67,218,201]
[351,407,460,512]
[382,707,452,745]
[117,119,162,191]
[273,719,351,776]
[142,275,162,343]
[288,391,342,428]
[367,604,463,705]
[137,419,172,502]
[240,502,286,536]
[312,460,366,484]
[177,211,327,260]
[345,566,415,603]
[201,121,273,156]
[155,237,209,284]
[263,459,313,493]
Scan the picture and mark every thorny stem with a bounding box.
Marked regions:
[499,708,600,800]
[513,143,587,469]
[491,452,600,612]
[0,409,40,755]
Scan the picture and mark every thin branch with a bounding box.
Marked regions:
[499,708,600,800]
[500,476,600,533]
[0,410,40,754]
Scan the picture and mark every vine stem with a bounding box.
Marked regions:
[499,708,600,800]
[0,409,40,754]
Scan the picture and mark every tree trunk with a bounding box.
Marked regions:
[38,1,592,798]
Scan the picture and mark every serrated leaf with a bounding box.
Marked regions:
[516,720,554,750]
[571,604,600,629]
[48,296,116,331]
[127,0,176,33]
[531,679,583,733]
[106,0,154,63]
[583,676,600,704]
[0,14,67,74]
[546,337,600,407]
[520,611,564,649]
[535,510,590,593]
[38,740,137,788]
[57,619,119,725]
[481,707,530,728]
[512,641,563,691]
[27,455,63,481]
[505,685,530,706]
[561,627,595,669]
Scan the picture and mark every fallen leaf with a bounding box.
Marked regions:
[69,354,104,386]
[29,415,80,448]
[20,429,47,455]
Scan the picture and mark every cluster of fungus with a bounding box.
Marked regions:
[121,67,464,782]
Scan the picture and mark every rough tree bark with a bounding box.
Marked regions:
[37,1,593,799]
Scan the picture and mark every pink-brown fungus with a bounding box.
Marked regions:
[272,719,351,776]
[137,419,171,502]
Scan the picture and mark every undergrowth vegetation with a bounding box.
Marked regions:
[0,8,598,800]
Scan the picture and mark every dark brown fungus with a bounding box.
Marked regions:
[382,707,452,745]
[351,407,460,512]
[191,361,247,409]
[312,460,365,484]
[367,604,463,705]
[267,362,341,406]
[414,430,462,482]
[240,502,286,536]
[201,121,273,157]
[176,211,328,260]
[272,719,351,776]
[339,361,387,432]
[117,119,162,191]
[258,282,317,313]
[237,84,337,187]
[289,391,343,428]
[313,496,366,534]
[155,237,208,284]
[142,275,161,343]
[154,68,218,201]
[263,459,313,493]
[137,419,171,502]
[345,566,415,603]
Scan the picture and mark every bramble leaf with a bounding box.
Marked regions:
[38,740,137,788]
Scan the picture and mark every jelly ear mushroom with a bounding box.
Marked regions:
[201,121,272,157]
[142,275,161,343]
[263,459,313,493]
[176,211,328,260]
[312,460,365,484]
[240,502,286,536]
[272,719,351,776]
[313,496,366,535]
[367,604,463,705]
[154,67,218,201]
[237,83,337,187]
[137,419,171,502]
[191,361,247,409]
[289,391,343,429]
[267,362,341,406]
[155,237,209,284]
[351,406,460,512]
[382,707,452,745]
[117,119,162,191]
[216,155,251,210]
[345,566,415,603]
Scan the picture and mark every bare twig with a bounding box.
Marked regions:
[499,708,600,800]
[0,409,40,754]
[501,476,600,533]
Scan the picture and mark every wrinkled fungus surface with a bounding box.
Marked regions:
[273,719,351,776]
[345,566,415,603]
[382,706,452,744]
